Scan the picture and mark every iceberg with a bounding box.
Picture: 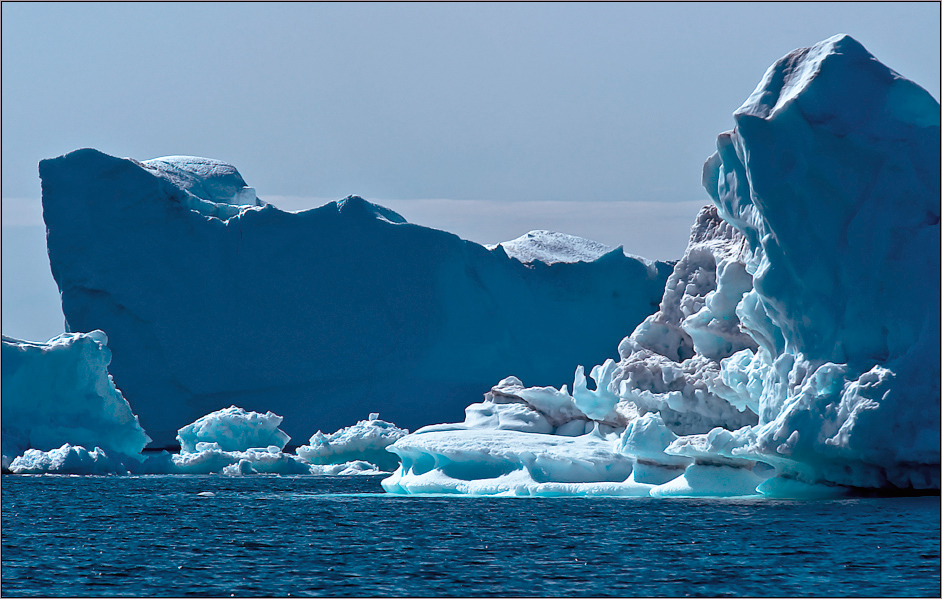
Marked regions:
[383,34,940,496]
[1,331,150,469]
[486,229,656,269]
[176,405,290,453]
[295,413,408,472]
[8,444,130,475]
[140,406,389,475]
[40,150,671,447]
[697,33,940,490]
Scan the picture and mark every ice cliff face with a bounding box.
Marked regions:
[385,34,940,496]
[40,151,671,447]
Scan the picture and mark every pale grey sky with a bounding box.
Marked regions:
[2,2,940,341]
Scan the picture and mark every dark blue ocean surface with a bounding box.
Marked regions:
[2,475,939,597]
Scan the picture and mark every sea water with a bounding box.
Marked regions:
[2,475,939,597]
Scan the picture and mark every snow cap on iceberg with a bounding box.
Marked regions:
[1,331,150,468]
[140,155,259,206]
[488,230,640,265]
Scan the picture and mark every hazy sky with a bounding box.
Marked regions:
[2,2,939,341]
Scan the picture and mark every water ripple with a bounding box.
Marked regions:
[1,475,939,597]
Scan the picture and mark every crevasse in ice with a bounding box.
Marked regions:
[383,34,940,497]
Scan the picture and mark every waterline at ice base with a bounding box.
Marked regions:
[4,34,938,498]
[383,34,940,498]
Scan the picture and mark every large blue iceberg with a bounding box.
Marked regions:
[39,154,671,448]
[383,34,940,496]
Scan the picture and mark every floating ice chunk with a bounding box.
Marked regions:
[176,406,290,453]
[9,444,128,475]
[157,447,311,475]
[222,459,257,476]
[1,331,150,468]
[295,415,409,472]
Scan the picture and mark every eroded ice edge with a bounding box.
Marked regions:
[3,35,939,498]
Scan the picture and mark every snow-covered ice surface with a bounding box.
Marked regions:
[1,331,150,470]
[487,230,656,269]
[383,34,940,497]
[40,151,671,447]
